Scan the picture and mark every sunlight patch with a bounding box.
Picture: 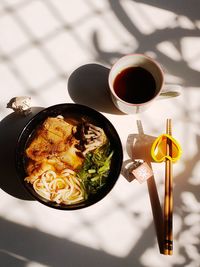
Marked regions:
[26,262,49,267]
[157,41,182,61]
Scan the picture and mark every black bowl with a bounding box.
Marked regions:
[15,103,123,210]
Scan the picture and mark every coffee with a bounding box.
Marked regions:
[113,66,156,104]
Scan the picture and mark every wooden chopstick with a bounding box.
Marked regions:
[164,119,173,255]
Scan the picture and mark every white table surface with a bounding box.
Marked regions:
[0,1,200,267]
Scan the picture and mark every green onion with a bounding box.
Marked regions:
[77,142,113,195]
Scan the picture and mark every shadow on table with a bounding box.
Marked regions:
[68,63,124,115]
[91,0,200,88]
[0,216,146,267]
[121,120,164,254]
[1,201,187,267]
[0,107,44,200]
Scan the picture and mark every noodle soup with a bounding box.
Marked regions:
[24,115,113,205]
[16,103,123,210]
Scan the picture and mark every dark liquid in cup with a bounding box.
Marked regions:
[113,67,157,104]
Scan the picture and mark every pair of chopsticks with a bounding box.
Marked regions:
[163,119,173,255]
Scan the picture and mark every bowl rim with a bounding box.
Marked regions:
[15,103,123,210]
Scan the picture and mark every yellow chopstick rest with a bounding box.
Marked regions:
[151,134,182,163]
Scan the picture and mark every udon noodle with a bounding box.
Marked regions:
[28,169,84,204]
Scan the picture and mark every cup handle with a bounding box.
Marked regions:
[158,84,181,99]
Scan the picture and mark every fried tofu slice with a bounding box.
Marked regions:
[26,117,74,161]
[42,117,74,142]
[25,160,55,183]
[26,134,52,161]
[59,137,84,169]
[26,116,84,170]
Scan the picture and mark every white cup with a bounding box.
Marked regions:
[108,54,181,114]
